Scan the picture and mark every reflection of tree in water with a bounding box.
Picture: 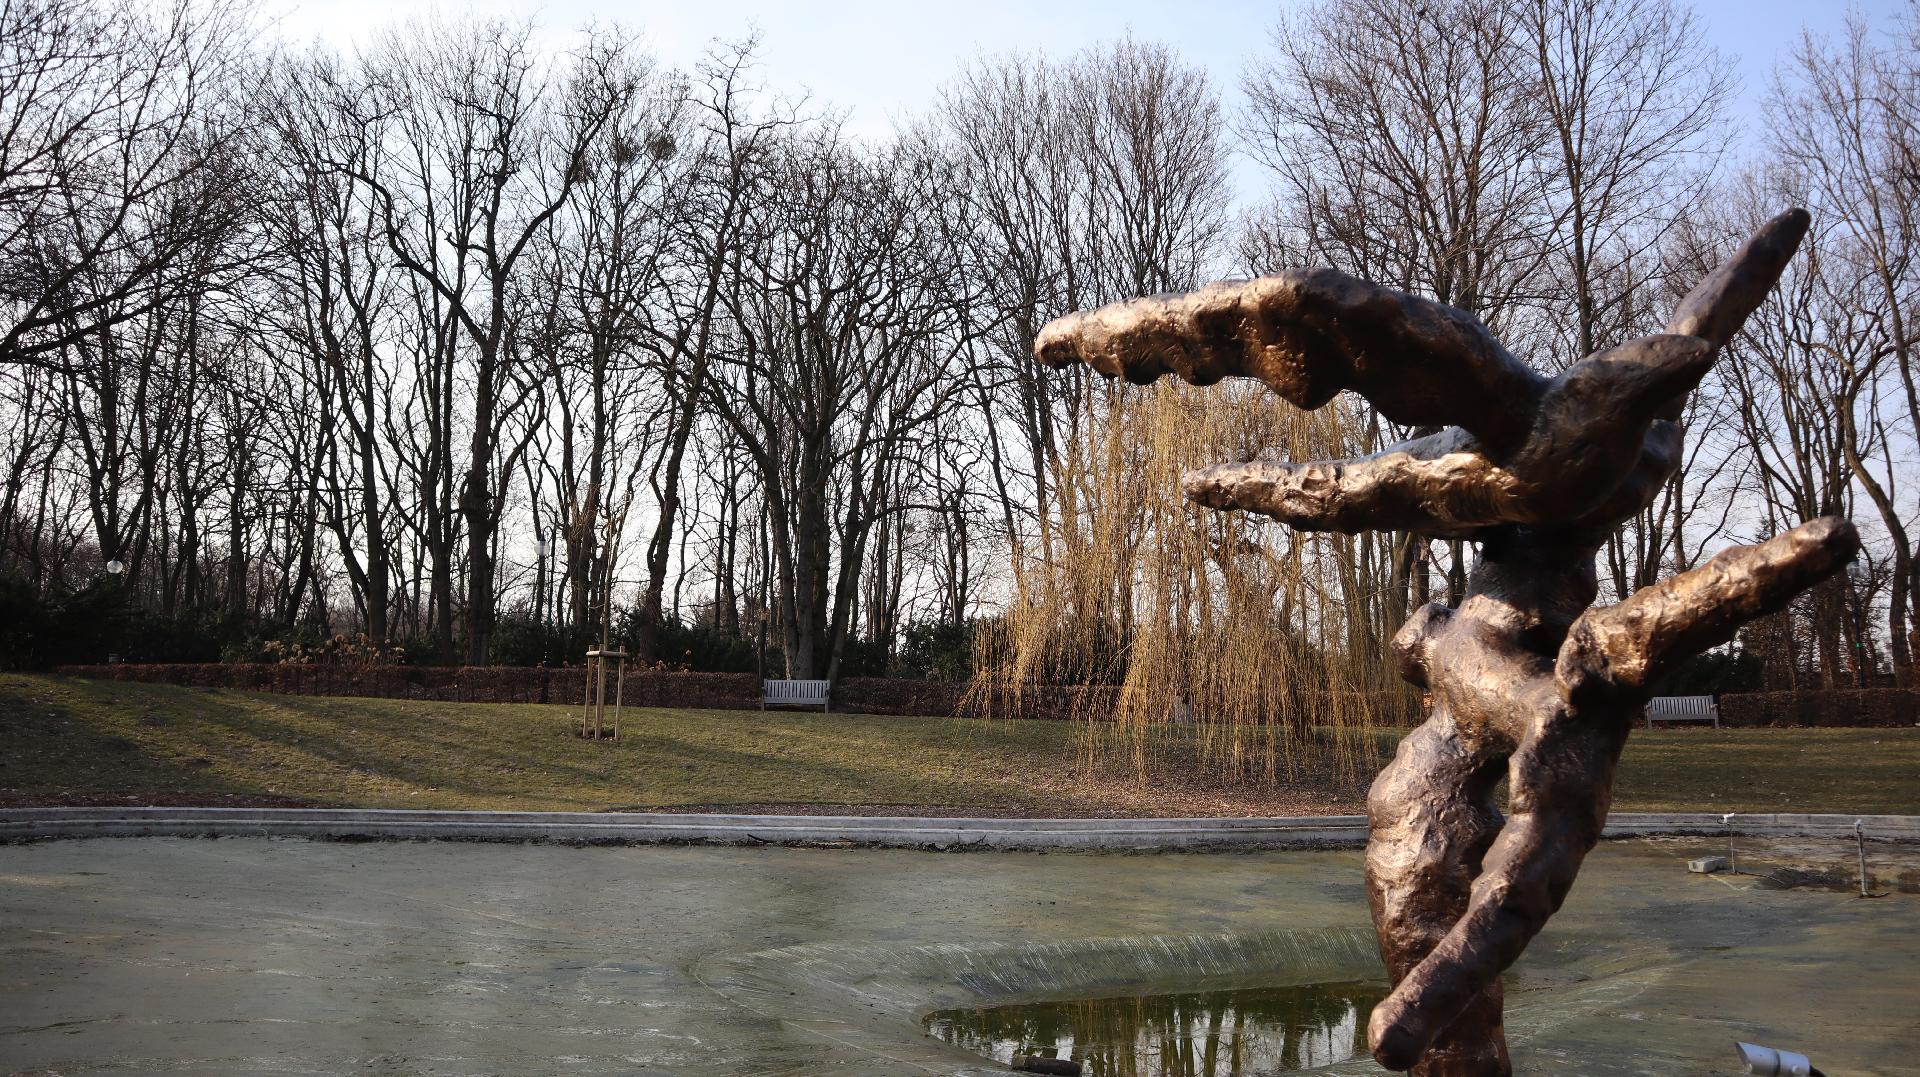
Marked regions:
[924,980,1386,1075]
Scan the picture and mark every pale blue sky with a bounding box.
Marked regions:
[266,0,1907,205]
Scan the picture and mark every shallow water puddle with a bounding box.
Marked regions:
[923,979,1388,1075]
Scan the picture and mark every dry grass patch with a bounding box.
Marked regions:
[2,674,1914,816]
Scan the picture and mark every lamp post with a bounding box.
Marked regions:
[535,530,552,667]
[103,558,126,663]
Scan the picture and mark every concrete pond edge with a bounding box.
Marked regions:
[3,806,1916,849]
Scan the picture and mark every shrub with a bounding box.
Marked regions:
[487,610,566,667]
[0,575,266,668]
[1654,648,1764,696]
[611,611,767,673]
[894,619,978,681]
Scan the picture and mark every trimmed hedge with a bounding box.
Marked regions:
[48,664,1918,728]
[43,664,1361,722]
[49,663,976,716]
[1718,689,1920,729]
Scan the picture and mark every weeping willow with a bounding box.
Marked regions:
[970,379,1418,786]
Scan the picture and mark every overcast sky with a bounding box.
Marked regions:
[263,0,1908,206]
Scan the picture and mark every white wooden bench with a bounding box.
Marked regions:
[761,679,831,712]
[1646,695,1719,728]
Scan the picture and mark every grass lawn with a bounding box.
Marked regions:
[2,673,1915,816]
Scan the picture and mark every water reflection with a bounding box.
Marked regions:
[924,979,1387,1076]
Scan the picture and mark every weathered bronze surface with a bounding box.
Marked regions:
[1032,208,1858,1076]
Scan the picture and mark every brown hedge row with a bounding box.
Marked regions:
[47,665,1919,728]
[43,664,1361,723]
[1717,689,1920,729]
[49,663,978,716]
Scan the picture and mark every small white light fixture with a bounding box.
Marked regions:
[104,560,125,576]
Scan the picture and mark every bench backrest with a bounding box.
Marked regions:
[1647,695,1716,718]
[763,679,831,704]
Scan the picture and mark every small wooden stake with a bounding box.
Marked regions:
[580,648,629,741]
[581,661,594,738]
[594,655,607,739]
[612,658,625,740]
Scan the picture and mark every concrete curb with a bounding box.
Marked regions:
[2,807,1916,849]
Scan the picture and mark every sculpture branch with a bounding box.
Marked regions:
[1558,517,1861,703]
[1366,517,1858,1073]
[1181,334,1711,536]
[1038,209,1814,541]
[1030,206,1848,1077]
[1034,269,1547,454]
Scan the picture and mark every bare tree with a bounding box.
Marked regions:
[339,19,635,661]
[520,36,683,651]
[1515,0,1734,602]
[0,0,256,371]
[629,40,783,664]
[1771,12,1920,685]
[1242,0,1551,320]
[1718,183,1866,687]
[708,129,976,678]
[1242,0,1556,634]
[939,39,1231,592]
[253,49,403,641]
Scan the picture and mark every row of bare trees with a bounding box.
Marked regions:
[1,0,1914,690]
[1229,0,1920,689]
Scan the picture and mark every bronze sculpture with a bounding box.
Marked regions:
[1032,209,1857,1076]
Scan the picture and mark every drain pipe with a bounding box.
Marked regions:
[1734,1040,1826,1076]
[1854,818,1887,898]
[1855,818,1870,897]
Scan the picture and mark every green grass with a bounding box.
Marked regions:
[1612,725,1920,814]
[1,673,1915,815]
[4,672,1266,815]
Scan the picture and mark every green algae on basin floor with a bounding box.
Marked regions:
[2,839,1916,1076]
[925,980,1389,1075]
